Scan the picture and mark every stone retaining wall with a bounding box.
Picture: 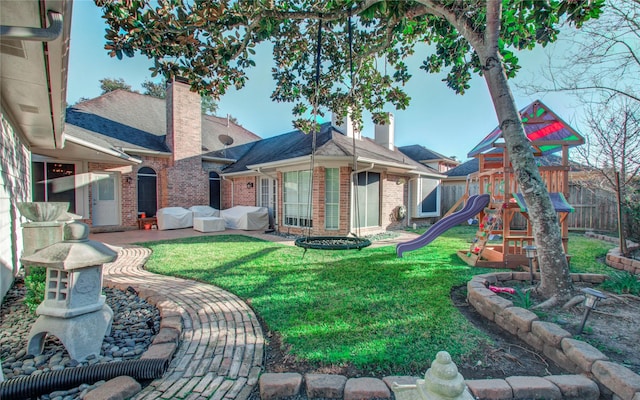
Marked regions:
[585,232,640,275]
[467,272,640,400]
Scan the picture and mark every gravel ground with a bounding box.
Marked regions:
[1,277,160,399]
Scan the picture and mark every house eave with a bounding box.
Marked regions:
[407,169,447,179]
[120,147,172,158]
[64,135,142,164]
[202,155,237,163]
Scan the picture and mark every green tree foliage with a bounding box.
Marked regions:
[201,94,218,115]
[99,77,133,94]
[96,0,604,301]
[142,79,166,98]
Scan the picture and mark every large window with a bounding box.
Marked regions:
[355,171,380,228]
[325,168,339,229]
[283,170,312,227]
[32,161,76,213]
[417,177,440,217]
[137,167,157,217]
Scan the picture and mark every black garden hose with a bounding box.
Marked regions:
[0,358,169,400]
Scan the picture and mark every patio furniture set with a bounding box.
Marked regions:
[151,205,269,232]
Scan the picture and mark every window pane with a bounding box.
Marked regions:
[325,168,339,229]
[420,178,439,214]
[366,172,380,226]
[32,162,45,202]
[96,176,115,201]
[46,163,76,213]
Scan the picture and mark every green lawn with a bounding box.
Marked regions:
[140,226,614,375]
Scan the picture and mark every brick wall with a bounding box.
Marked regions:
[220,177,256,208]
[1,112,30,300]
[164,79,209,208]
[381,173,408,230]
[166,79,201,164]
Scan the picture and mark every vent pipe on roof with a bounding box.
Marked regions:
[0,11,63,42]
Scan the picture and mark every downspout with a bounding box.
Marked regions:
[0,11,63,41]
[349,162,374,235]
[222,176,234,207]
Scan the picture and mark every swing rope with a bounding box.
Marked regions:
[348,14,362,239]
[304,17,323,239]
[294,14,371,253]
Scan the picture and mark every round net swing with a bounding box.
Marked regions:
[295,236,372,251]
[293,16,371,254]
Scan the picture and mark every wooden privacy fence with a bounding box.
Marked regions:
[441,182,618,232]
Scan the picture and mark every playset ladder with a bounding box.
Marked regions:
[468,206,503,260]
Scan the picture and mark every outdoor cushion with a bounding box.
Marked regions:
[220,206,269,230]
[156,207,193,230]
[189,205,220,218]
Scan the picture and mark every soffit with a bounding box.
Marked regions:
[0,0,71,149]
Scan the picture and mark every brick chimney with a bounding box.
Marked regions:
[332,110,360,139]
[374,113,395,151]
[166,77,202,164]
[163,77,208,208]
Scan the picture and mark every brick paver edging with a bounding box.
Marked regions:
[97,246,264,400]
[585,232,640,275]
[467,272,640,400]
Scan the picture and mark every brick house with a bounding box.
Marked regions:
[39,77,445,236]
[214,113,446,236]
[1,0,72,299]
[34,79,261,230]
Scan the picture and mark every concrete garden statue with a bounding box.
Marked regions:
[392,351,474,400]
[20,221,118,361]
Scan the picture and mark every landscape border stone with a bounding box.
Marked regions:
[585,232,640,275]
[467,270,640,400]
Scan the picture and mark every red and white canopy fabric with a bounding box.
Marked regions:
[467,100,584,158]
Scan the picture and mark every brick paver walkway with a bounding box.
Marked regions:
[102,246,264,400]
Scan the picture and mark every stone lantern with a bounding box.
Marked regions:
[20,221,118,361]
[17,202,72,275]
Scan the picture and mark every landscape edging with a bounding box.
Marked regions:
[584,232,640,275]
[467,272,640,400]
[83,279,185,399]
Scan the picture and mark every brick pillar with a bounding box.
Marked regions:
[165,78,208,207]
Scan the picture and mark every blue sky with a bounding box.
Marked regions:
[67,1,584,161]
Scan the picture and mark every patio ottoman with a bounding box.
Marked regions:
[193,216,225,232]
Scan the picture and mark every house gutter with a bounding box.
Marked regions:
[255,167,277,180]
[202,156,237,163]
[350,162,375,235]
[121,148,172,158]
[0,10,63,41]
[64,135,142,164]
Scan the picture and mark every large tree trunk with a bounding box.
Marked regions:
[479,52,573,300]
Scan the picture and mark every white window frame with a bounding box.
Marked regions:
[353,171,381,228]
[413,177,441,218]
[324,168,339,230]
[283,170,312,228]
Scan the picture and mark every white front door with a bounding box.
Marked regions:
[92,172,119,226]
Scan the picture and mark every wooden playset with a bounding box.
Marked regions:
[454,100,584,269]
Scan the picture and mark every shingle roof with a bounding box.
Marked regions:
[219,123,443,176]
[65,90,260,155]
[398,145,456,163]
[445,159,479,177]
[445,154,584,178]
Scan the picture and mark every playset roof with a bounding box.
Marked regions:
[467,100,584,158]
